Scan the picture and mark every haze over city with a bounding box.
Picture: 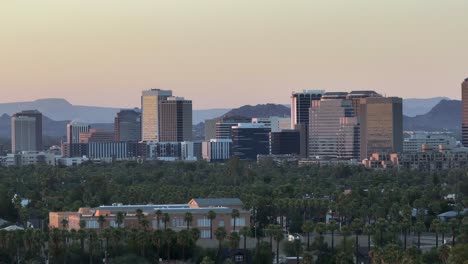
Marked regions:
[1,0,467,109]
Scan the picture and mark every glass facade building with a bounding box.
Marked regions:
[308,94,360,160]
[462,78,468,147]
[359,97,403,159]
[114,109,141,142]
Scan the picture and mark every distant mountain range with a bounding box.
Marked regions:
[403,100,461,132]
[0,98,230,125]
[403,97,449,117]
[0,97,463,143]
[222,104,290,119]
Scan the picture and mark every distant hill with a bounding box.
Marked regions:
[403,100,461,132]
[0,114,114,141]
[0,98,230,124]
[0,98,121,124]
[403,97,449,117]
[223,104,290,118]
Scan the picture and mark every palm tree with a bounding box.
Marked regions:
[151,230,163,260]
[302,221,314,251]
[401,218,411,250]
[177,229,191,259]
[228,232,241,250]
[215,227,227,262]
[156,210,162,230]
[328,220,339,252]
[315,222,326,246]
[98,215,106,232]
[272,225,284,264]
[163,228,176,260]
[449,218,458,246]
[190,228,201,245]
[239,226,251,251]
[184,212,193,230]
[162,213,170,230]
[351,218,363,264]
[440,221,449,246]
[77,229,86,260]
[414,221,425,249]
[87,229,98,264]
[231,209,240,232]
[207,210,217,240]
[430,218,442,248]
[116,212,125,228]
[341,225,351,253]
[363,224,373,252]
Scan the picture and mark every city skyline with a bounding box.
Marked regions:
[1,1,467,109]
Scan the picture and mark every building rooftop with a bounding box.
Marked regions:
[190,198,244,207]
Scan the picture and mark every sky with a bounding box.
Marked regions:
[0,0,467,109]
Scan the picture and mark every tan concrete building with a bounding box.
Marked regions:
[49,198,250,239]
[359,97,403,160]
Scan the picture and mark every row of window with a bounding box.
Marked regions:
[81,217,246,229]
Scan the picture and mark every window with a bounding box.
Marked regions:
[219,220,225,227]
[231,218,246,227]
[201,230,211,239]
[234,255,244,262]
[197,218,210,227]
[110,220,124,228]
[86,220,99,229]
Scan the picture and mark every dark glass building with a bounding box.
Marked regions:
[269,130,300,155]
[114,109,141,142]
[290,90,324,157]
[231,123,270,160]
[159,97,193,142]
[462,78,468,147]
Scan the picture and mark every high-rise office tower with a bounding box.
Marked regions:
[290,90,324,157]
[346,91,382,119]
[360,97,403,159]
[141,89,173,142]
[159,97,193,142]
[270,130,300,155]
[308,93,360,160]
[231,123,270,160]
[11,110,42,152]
[215,116,251,139]
[462,78,468,147]
[11,116,37,153]
[115,109,141,142]
[67,121,91,144]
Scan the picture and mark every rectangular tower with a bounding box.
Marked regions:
[360,97,403,159]
[159,97,193,142]
[141,89,173,142]
[11,110,42,151]
[462,78,468,147]
[11,116,37,153]
[290,90,324,158]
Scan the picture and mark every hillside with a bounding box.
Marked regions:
[0,114,114,141]
[223,104,290,118]
[403,97,449,117]
[403,100,461,132]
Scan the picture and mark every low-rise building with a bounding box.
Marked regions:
[49,198,250,239]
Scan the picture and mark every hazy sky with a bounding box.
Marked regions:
[1,0,467,109]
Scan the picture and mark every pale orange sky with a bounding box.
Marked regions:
[0,0,467,109]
